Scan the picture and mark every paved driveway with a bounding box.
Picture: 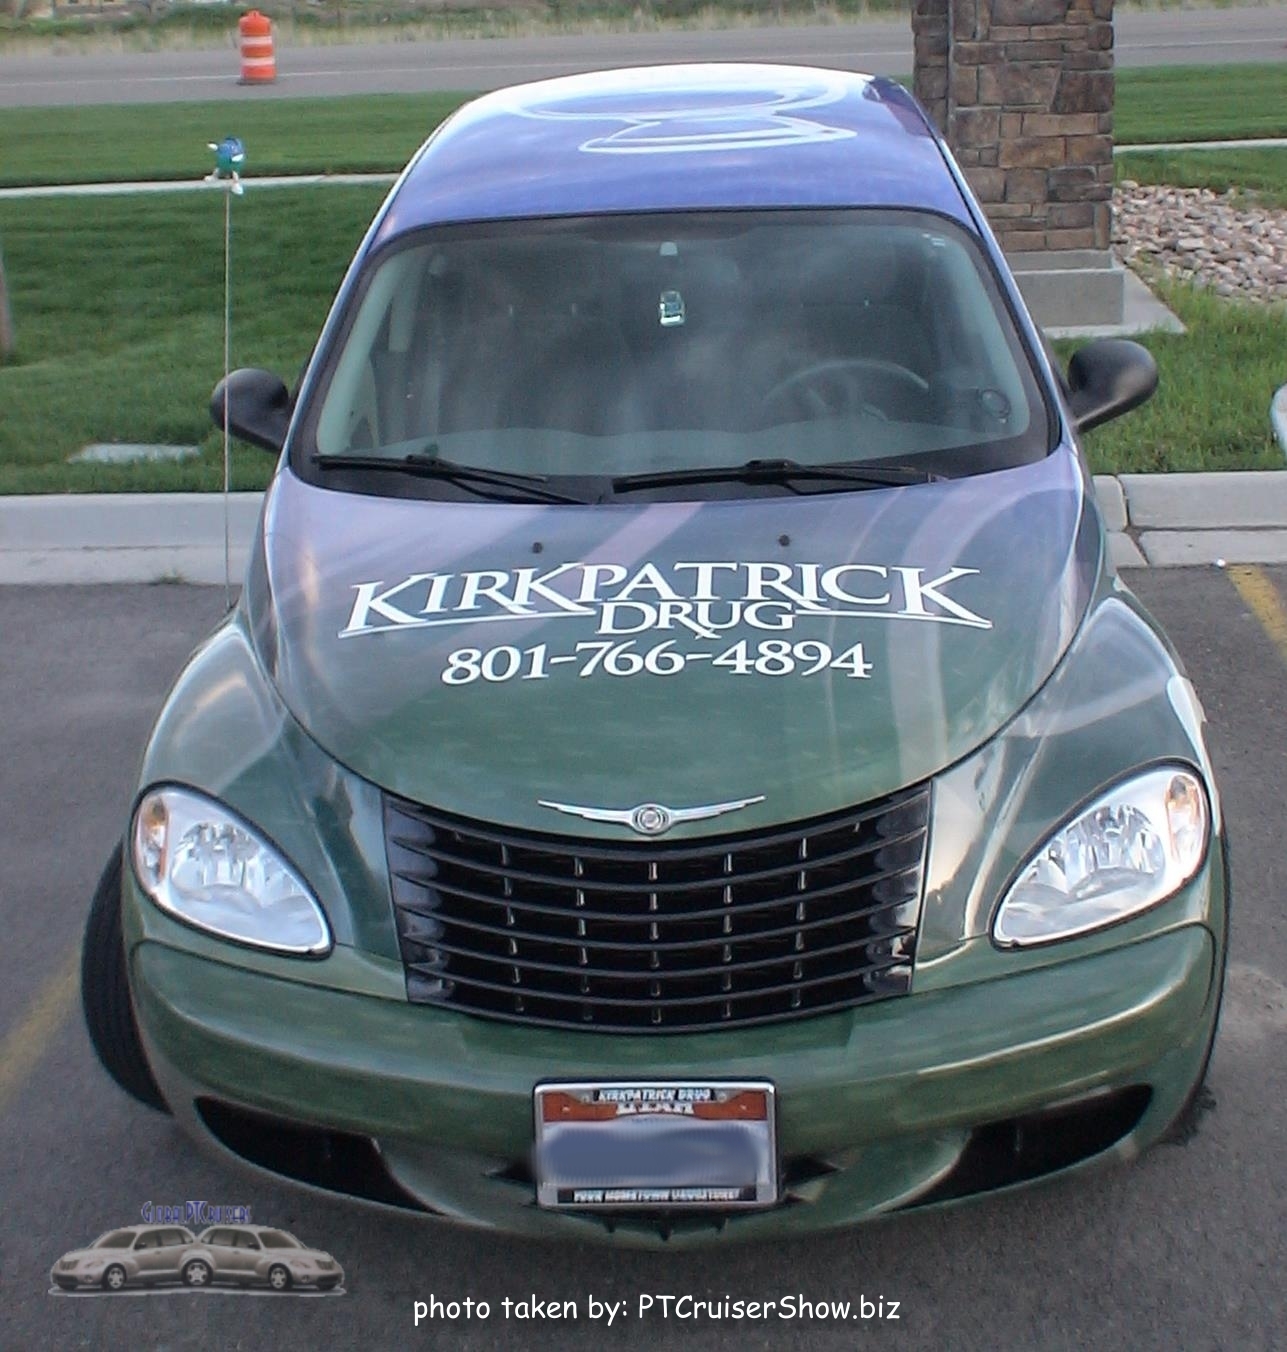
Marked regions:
[1,569,1284,1349]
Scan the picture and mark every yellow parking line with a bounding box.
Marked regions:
[0,946,79,1115]
[1229,565,1287,667]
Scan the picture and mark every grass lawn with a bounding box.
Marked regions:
[1114,64,1287,145]
[0,93,469,189]
[4,64,1287,188]
[0,186,1281,493]
[1117,146,1287,209]
[1067,287,1286,475]
[0,187,386,494]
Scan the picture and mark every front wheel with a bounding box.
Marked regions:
[267,1264,292,1292]
[81,847,169,1113]
[101,1264,127,1292]
[182,1259,212,1288]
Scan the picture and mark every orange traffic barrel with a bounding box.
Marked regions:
[238,10,276,85]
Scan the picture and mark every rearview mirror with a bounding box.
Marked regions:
[210,368,292,453]
[1065,339,1158,433]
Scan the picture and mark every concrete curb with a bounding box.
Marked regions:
[1114,136,1287,156]
[0,173,397,201]
[1099,471,1287,567]
[2,475,1285,583]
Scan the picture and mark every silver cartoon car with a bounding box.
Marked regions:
[51,1224,197,1292]
[179,1225,343,1292]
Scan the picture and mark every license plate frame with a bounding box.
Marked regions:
[533,1080,778,1211]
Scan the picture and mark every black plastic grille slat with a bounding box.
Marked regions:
[409,952,912,1005]
[391,854,923,929]
[385,786,930,1033]
[390,831,924,899]
[399,891,919,954]
[412,929,914,982]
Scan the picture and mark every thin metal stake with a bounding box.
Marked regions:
[222,188,232,611]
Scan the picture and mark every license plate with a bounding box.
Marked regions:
[533,1081,778,1210]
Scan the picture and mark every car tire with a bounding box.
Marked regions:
[182,1259,212,1288]
[267,1264,292,1292]
[81,846,170,1114]
[101,1264,127,1292]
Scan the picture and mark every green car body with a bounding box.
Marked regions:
[121,569,1226,1245]
[100,66,1227,1246]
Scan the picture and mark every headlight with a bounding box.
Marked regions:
[132,786,331,955]
[993,766,1208,948]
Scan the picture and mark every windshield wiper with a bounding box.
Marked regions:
[312,451,588,505]
[611,458,942,495]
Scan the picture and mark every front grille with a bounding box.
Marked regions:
[385,786,930,1033]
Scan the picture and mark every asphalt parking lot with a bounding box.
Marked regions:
[1,568,1284,1351]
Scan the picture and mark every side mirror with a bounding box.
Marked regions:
[210,368,291,453]
[1066,338,1158,433]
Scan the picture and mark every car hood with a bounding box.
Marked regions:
[248,451,1098,835]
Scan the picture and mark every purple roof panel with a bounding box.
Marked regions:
[371,65,971,244]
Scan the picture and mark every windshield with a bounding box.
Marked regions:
[303,209,1050,497]
[258,1231,302,1249]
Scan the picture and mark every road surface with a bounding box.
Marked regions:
[0,6,1283,107]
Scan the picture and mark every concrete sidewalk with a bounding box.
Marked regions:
[2,472,1285,583]
[0,172,398,201]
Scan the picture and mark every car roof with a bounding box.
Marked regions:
[371,64,971,248]
[87,1224,189,1240]
[198,1224,293,1235]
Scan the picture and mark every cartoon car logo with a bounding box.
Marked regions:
[50,1222,343,1294]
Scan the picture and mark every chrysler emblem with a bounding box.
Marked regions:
[537,795,765,837]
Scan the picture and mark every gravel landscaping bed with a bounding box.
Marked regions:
[1114,182,1287,302]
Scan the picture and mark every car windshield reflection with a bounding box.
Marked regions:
[303,209,1050,497]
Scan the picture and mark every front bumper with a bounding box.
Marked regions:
[287,1268,343,1287]
[131,890,1220,1247]
[308,1272,343,1289]
[52,1269,110,1288]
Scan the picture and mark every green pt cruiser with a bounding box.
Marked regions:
[82,65,1227,1246]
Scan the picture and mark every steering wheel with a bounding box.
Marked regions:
[761,358,930,424]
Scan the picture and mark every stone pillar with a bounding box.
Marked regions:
[913,0,1122,330]
[912,0,950,134]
